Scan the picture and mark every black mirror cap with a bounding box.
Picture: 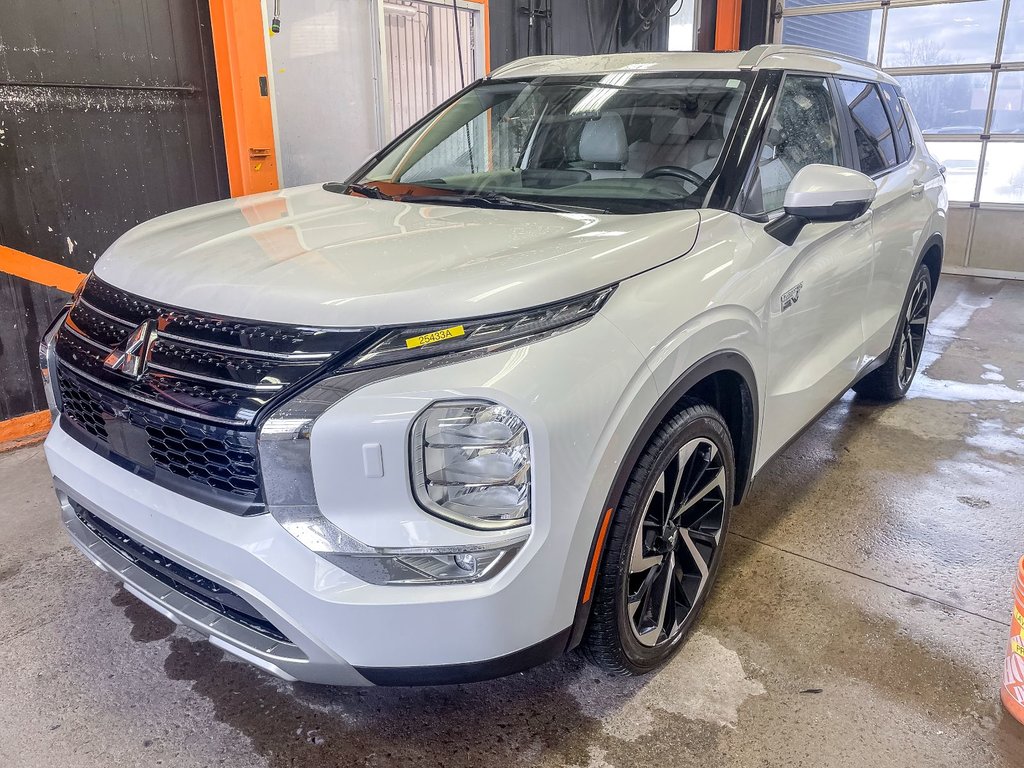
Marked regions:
[766,199,871,246]
[785,198,871,224]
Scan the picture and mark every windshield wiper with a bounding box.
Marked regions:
[401,192,598,213]
[345,182,393,200]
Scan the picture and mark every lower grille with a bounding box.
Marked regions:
[72,501,289,644]
[56,365,263,511]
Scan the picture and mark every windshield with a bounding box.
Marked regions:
[349,72,750,214]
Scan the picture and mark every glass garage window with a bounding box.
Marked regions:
[881,0,1004,68]
[991,72,1024,135]
[925,141,983,202]
[783,0,865,6]
[1002,0,1024,62]
[979,144,1024,203]
[896,72,991,134]
[780,9,882,63]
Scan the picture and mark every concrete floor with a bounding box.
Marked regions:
[2,274,1024,767]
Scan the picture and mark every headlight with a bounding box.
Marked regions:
[410,401,531,530]
[346,286,615,369]
[259,378,529,585]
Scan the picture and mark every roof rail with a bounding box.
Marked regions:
[487,55,572,79]
[738,44,877,71]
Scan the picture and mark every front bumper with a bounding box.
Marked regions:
[44,312,652,684]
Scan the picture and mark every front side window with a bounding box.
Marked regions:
[838,79,898,176]
[744,75,843,215]
[352,73,750,214]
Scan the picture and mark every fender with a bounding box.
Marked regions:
[565,349,759,650]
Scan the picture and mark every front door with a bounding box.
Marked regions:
[745,74,876,465]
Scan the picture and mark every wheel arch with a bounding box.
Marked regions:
[919,233,943,291]
[566,350,759,650]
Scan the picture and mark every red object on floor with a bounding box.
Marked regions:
[1002,555,1024,725]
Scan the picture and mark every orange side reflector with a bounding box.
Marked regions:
[582,508,614,604]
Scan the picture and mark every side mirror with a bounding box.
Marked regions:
[766,164,877,246]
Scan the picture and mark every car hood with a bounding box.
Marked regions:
[94,184,701,326]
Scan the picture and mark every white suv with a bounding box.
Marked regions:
[40,46,946,685]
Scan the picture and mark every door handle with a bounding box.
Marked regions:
[911,181,925,198]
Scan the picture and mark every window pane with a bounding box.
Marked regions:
[667,0,695,51]
[784,0,865,6]
[979,144,1024,203]
[1003,0,1024,62]
[839,80,898,174]
[926,141,982,201]
[991,71,1024,134]
[882,0,1004,68]
[896,72,991,134]
[881,84,913,159]
[781,10,882,64]
[750,76,843,213]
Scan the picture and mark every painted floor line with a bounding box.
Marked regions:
[729,530,1011,628]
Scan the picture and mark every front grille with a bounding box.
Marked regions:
[53,276,376,509]
[144,418,260,497]
[72,501,290,644]
[57,365,263,506]
[58,365,108,440]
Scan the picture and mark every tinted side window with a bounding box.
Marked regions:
[745,75,843,214]
[880,83,913,161]
[838,80,898,175]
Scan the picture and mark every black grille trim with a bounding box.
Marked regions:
[59,276,377,425]
[53,277,379,510]
[57,365,265,514]
[72,501,291,644]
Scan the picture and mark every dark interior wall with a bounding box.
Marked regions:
[489,0,671,68]
[0,0,229,422]
[740,0,771,49]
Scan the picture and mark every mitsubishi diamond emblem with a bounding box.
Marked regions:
[103,319,156,379]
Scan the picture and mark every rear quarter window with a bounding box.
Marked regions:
[838,79,899,176]
[880,83,914,162]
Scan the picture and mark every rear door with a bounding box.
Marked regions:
[834,78,925,363]
[747,73,876,463]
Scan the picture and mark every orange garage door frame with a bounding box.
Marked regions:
[0,245,85,444]
[208,0,280,197]
[714,0,742,51]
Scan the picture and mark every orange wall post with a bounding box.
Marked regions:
[714,0,742,51]
[208,0,280,196]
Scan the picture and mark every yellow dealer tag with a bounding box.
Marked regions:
[405,325,465,349]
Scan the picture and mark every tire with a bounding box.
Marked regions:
[583,399,734,675]
[853,263,933,401]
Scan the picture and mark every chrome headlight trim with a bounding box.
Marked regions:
[409,399,532,531]
[258,371,529,586]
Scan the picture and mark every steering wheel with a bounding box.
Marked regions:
[642,165,705,187]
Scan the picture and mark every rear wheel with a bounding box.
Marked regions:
[853,263,932,401]
[583,400,734,675]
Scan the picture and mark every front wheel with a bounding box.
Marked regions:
[853,263,932,401]
[583,400,734,675]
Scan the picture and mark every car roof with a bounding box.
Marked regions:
[488,45,898,87]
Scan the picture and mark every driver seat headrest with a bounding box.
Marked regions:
[579,114,628,166]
